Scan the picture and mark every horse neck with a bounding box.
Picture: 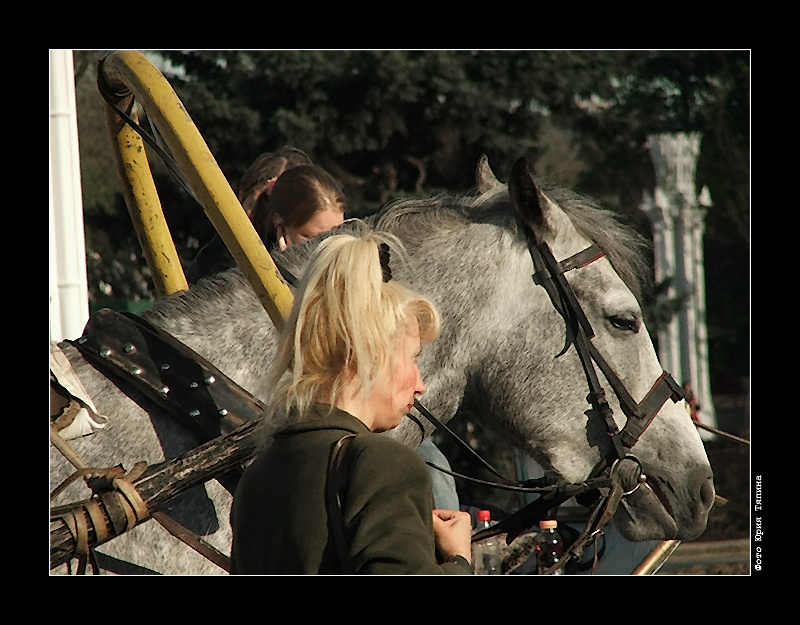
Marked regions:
[390,220,533,446]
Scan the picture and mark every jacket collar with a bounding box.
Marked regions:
[277,402,371,437]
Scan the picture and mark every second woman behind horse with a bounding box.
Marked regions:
[186,147,345,283]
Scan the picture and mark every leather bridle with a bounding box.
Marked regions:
[527,236,685,472]
[413,226,686,573]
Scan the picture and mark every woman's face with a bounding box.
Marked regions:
[276,208,344,250]
[369,322,427,433]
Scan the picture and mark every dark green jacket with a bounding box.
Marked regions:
[230,403,473,575]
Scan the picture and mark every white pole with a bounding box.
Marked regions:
[49,49,89,342]
[641,133,717,439]
[643,188,680,379]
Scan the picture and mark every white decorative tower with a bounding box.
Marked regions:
[640,132,717,437]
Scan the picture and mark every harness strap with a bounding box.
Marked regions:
[327,434,357,574]
[68,309,260,442]
[471,475,612,544]
[532,243,605,283]
[575,331,628,462]
[616,371,684,449]
[530,237,686,467]
[532,242,597,339]
[51,423,232,574]
[413,399,517,486]
[67,309,268,495]
[152,511,231,572]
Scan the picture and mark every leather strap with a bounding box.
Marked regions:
[326,434,356,574]
[67,309,268,495]
[152,511,231,572]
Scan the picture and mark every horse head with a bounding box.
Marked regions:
[484,156,715,541]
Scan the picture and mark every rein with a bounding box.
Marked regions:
[412,226,687,573]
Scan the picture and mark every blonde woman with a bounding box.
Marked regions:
[230,232,474,575]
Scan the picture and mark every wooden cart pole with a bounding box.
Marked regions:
[98,50,293,327]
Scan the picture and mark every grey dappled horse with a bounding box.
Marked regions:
[50,158,714,574]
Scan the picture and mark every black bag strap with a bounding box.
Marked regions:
[326,434,357,574]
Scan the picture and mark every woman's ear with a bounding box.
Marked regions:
[276,224,288,251]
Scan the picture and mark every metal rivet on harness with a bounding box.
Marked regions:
[100,348,111,358]
[189,409,200,417]
[123,343,136,354]
[218,408,228,416]
[160,363,170,370]
[129,367,142,376]
[78,336,87,344]
[159,385,169,395]
[204,375,216,385]
[189,381,199,389]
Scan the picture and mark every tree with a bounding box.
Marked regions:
[74,49,749,394]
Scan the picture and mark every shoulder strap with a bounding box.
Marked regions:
[326,434,357,574]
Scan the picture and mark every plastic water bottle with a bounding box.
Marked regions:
[535,519,565,575]
[473,509,502,575]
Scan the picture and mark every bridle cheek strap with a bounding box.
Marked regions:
[615,369,684,451]
[529,237,685,466]
[584,339,685,460]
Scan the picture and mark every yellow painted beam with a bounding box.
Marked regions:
[98,50,293,328]
[102,90,187,298]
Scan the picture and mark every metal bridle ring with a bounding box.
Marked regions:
[610,454,647,496]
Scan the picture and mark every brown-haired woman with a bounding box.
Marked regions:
[185,146,345,282]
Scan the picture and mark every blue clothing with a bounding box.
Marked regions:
[417,438,459,510]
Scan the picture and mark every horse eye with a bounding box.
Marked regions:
[609,314,640,333]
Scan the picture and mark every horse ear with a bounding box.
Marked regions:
[476,154,502,193]
[508,157,560,243]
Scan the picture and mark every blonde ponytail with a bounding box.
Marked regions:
[266,231,440,424]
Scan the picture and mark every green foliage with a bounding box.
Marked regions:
[73,49,749,394]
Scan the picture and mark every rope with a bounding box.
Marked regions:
[50,424,231,574]
[51,425,149,573]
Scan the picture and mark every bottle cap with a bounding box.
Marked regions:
[539,520,558,529]
[477,509,491,522]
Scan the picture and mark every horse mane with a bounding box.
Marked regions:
[369,183,652,303]
[160,179,652,319]
[143,268,261,329]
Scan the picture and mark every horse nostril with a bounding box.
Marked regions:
[701,475,716,510]
[694,467,716,513]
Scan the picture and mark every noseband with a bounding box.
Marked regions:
[527,237,685,471]
[413,226,685,573]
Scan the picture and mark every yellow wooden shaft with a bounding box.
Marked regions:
[98,50,293,328]
[102,92,187,298]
